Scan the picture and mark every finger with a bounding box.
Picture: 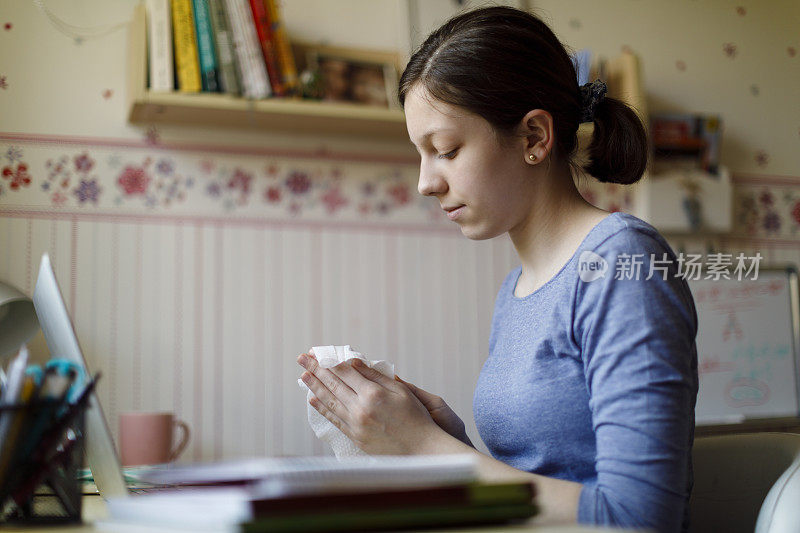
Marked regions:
[396,376,426,397]
[350,358,398,390]
[395,374,412,387]
[330,359,382,392]
[308,394,354,438]
[395,376,442,409]
[298,354,357,404]
[301,370,351,419]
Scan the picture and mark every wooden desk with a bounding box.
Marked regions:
[0,495,640,532]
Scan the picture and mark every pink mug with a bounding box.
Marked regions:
[118,412,190,466]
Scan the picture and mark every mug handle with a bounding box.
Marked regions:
[169,419,190,462]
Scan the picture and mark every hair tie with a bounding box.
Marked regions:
[579,79,607,123]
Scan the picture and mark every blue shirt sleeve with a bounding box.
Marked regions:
[573,227,698,532]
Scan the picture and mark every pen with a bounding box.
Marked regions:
[0,360,80,497]
[0,347,31,492]
[11,374,99,506]
[0,370,39,495]
[10,364,76,470]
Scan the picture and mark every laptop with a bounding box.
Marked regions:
[32,253,129,499]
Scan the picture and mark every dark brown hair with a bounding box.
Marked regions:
[398,6,647,185]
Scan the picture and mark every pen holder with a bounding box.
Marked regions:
[0,395,88,524]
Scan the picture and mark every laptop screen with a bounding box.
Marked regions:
[32,253,129,499]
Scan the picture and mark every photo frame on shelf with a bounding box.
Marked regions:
[296,43,402,109]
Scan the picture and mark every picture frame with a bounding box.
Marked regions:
[294,43,402,109]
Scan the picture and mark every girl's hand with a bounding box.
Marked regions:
[394,376,474,447]
[297,353,446,455]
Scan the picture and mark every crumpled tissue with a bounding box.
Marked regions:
[298,345,394,458]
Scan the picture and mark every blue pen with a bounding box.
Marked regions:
[10,360,83,468]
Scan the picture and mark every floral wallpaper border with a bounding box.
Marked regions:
[0,135,445,228]
[729,175,800,240]
[1,134,799,241]
[578,174,800,242]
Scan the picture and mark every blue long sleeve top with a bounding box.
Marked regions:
[473,212,698,532]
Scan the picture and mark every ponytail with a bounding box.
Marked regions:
[583,97,648,185]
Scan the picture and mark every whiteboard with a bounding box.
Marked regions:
[689,268,800,425]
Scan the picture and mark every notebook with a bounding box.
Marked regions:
[136,453,478,495]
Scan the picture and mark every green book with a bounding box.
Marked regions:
[242,482,538,532]
[240,502,539,533]
[250,481,535,516]
[191,0,220,92]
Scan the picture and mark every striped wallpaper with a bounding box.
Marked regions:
[0,201,518,462]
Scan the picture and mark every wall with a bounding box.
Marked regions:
[0,0,520,461]
[536,0,800,176]
[537,0,800,268]
[0,0,798,461]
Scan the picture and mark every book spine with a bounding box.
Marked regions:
[191,0,220,92]
[247,0,284,96]
[207,0,241,95]
[264,0,297,96]
[250,482,534,516]
[223,0,271,98]
[241,502,539,532]
[145,0,174,92]
[251,486,469,515]
[170,0,202,92]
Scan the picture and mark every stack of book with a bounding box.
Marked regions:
[146,0,298,99]
[101,454,539,532]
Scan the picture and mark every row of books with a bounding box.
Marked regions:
[146,0,298,99]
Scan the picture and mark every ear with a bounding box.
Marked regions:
[517,109,555,165]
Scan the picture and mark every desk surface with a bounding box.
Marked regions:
[0,495,638,532]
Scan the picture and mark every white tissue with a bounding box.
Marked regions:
[298,345,395,458]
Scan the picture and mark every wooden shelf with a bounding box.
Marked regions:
[126,4,409,140]
[128,92,409,139]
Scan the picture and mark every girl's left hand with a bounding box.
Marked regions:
[297,352,444,455]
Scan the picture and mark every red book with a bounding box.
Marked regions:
[251,485,468,516]
[247,0,284,96]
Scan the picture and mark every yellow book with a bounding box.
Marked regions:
[171,0,202,92]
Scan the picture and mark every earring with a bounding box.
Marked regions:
[528,154,537,162]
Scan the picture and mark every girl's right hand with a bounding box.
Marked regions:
[394,376,474,448]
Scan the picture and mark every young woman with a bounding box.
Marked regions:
[297,6,698,532]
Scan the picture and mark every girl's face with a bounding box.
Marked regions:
[404,87,536,240]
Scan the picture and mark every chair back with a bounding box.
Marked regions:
[690,432,800,533]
